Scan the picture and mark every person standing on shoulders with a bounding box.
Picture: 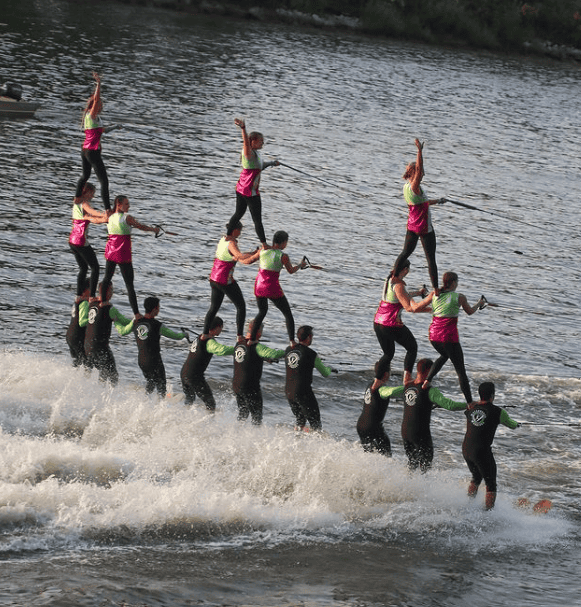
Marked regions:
[374,259,432,384]
[201,221,261,343]
[249,230,307,347]
[75,71,121,211]
[463,381,520,511]
[392,138,446,292]
[181,316,235,410]
[423,271,485,403]
[285,325,336,432]
[101,195,160,320]
[227,118,279,248]
[232,320,286,425]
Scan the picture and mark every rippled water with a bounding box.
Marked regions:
[1,1,581,605]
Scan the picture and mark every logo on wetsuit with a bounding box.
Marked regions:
[470,409,487,427]
[404,387,419,407]
[364,387,372,405]
[286,351,301,369]
[70,304,76,318]
[136,324,150,341]
[88,307,98,324]
[190,340,199,353]
[234,344,247,363]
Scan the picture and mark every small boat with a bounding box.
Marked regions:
[0,82,40,118]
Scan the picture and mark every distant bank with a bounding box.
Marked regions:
[70,0,581,62]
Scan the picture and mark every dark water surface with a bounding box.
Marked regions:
[1,1,580,605]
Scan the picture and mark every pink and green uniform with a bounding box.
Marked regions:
[404,182,432,235]
[69,203,90,247]
[209,237,237,285]
[105,212,132,263]
[374,278,405,327]
[236,150,263,197]
[82,113,104,151]
[429,291,461,343]
[255,248,285,298]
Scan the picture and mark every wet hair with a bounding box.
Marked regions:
[442,272,458,290]
[210,316,224,330]
[374,356,390,380]
[228,220,243,232]
[247,319,264,333]
[113,195,128,211]
[98,281,112,300]
[297,325,313,341]
[416,358,434,375]
[82,279,90,292]
[403,161,416,181]
[248,131,263,142]
[82,182,96,196]
[273,230,289,246]
[144,297,160,314]
[478,382,495,401]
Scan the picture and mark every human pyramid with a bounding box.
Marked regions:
[66,73,520,510]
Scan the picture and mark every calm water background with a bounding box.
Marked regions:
[1,1,581,605]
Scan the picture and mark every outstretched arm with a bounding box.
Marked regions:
[459,293,485,316]
[393,281,433,313]
[126,215,160,236]
[228,240,261,265]
[282,254,307,275]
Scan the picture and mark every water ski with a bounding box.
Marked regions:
[516,497,553,514]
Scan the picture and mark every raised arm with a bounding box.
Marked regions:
[409,138,424,195]
[89,72,101,119]
[126,215,160,236]
[458,293,485,316]
[234,118,253,160]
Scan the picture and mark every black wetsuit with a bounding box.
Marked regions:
[285,344,322,430]
[180,337,234,410]
[356,383,391,457]
[84,301,118,385]
[462,401,508,493]
[66,300,87,368]
[132,318,166,397]
[401,382,435,472]
[232,341,265,425]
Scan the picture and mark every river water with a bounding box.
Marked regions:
[1,1,580,605]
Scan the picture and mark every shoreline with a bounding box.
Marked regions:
[80,0,581,64]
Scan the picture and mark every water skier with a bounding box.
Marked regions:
[423,271,485,403]
[227,118,279,247]
[181,316,235,410]
[75,72,121,211]
[397,358,466,472]
[69,182,108,301]
[66,279,90,368]
[356,358,393,457]
[118,297,188,398]
[82,282,132,385]
[463,382,520,510]
[201,221,261,343]
[374,259,432,384]
[249,230,307,347]
[392,138,446,291]
[285,325,336,432]
[232,320,286,425]
[101,195,160,319]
